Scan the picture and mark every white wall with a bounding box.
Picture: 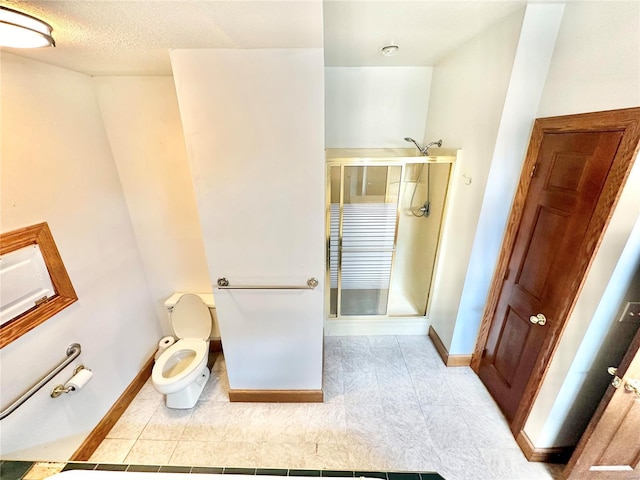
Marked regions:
[93,77,213,336]
[0,53,160,459]
[171,49,325,390]
[537,1,640,117]
[448,3,564,354]
[523,0,640,448]
[423,7,525,349]
[325,67,432,148]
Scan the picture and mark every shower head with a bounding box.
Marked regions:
[404,137,423,151]
[404,137,443,156]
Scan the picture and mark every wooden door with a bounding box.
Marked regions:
[472,108,640,435]
[478,130,622,422]
[565,326,640,479]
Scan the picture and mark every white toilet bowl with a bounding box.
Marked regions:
[151,293,213,409]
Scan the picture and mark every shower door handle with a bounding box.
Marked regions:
[339,247,396,252]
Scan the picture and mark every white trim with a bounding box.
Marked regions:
[324,317,429,336]
[589,466,633,472]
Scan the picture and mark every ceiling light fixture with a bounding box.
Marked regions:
[0,6,55,48]
[381,44,399,57]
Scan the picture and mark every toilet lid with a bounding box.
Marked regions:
[171,294,212,339]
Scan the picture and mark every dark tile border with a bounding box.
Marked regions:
[62,463,97,471]
[289,470,321,477]
[127,464,161,472]
[388,473,421,480]
[0,461,34,480]
[96,464,128,471]
[256,469,288,476]
[224,468,257,475]
[355,472,387,479]
[18,462,444,480]
[159,465,192,473]
[191,466,225,474]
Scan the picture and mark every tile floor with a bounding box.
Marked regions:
[89,336,565,480]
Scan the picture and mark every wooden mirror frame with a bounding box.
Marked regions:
[0,222,77,348]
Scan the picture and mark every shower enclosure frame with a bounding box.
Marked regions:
[325,148,458,323]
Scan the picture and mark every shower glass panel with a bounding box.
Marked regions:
[329,166,340,316]
[329,165,401,316]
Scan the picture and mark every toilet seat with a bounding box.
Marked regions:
[151,293,212,396]
[170,293,212,340]
[152,338,209,394]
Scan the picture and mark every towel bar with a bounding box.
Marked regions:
[216,277,319,290]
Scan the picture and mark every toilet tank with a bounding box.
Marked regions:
[164,292,219,339]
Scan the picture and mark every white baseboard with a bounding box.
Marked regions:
[324,317,430,336]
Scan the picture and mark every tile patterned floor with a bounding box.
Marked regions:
[87,336,565,480]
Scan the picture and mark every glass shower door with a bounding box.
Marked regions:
[329,165,401,316]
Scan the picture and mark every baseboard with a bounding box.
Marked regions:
[516,430,574,463]
[446,354,472,367]
[70,355,154,461]
[428,325,449,364]
[428,326,472,367]
[210,339,222,353]
[229,389,323,403]
[324,318,429,336]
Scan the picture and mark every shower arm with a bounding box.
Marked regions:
[404,137,443,156]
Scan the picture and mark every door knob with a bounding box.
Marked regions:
[529,313,547,326]
[608,366,622,388]
[625,378,640,398]
[607,367,640,396]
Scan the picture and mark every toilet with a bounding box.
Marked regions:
[152,293,214,409]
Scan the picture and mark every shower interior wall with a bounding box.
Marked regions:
[391,162,451,317]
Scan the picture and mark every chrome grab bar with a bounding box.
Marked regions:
[0,343,81,420]
[216,277,319,290]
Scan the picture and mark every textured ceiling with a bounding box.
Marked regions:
[1,0,527,76]
[2,1,324,75]
[323,1,524,66]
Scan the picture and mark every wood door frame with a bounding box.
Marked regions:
[564,324,640,478]
[471,108,640,438]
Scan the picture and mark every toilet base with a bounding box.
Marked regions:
[164,366,210,409]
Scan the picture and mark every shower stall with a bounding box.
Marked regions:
[325,148,457,321]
